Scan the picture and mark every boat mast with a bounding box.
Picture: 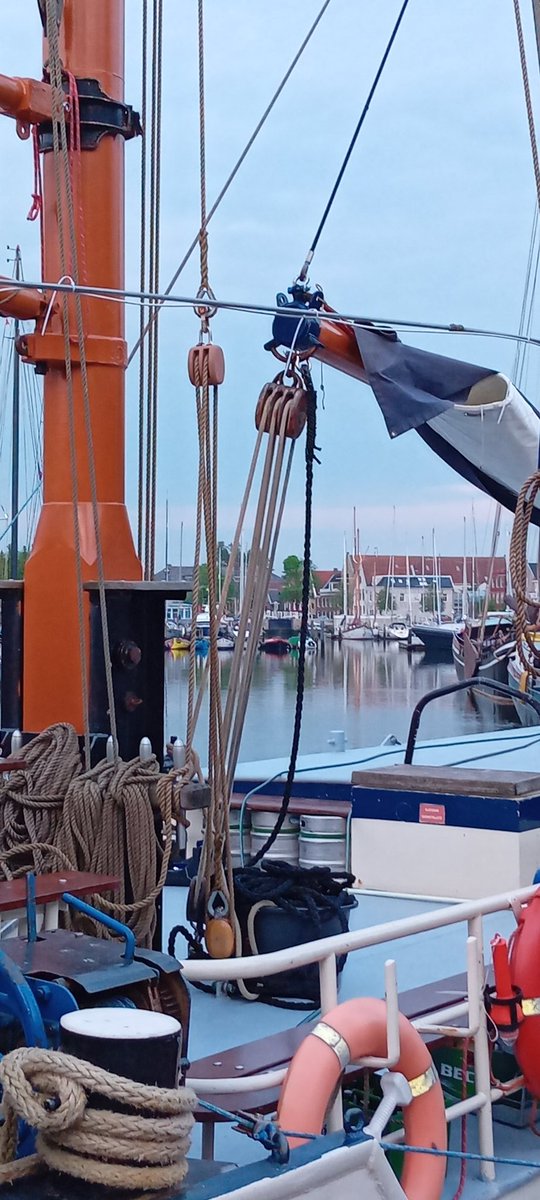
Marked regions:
[9,245,21,581]
[0,1,142,733]
[462,516,468,621]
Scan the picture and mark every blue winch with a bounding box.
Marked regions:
[0,872,190,1063]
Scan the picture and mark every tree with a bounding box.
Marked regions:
[281,555,316,605]
[281,555,303,603]
[422,584,438,614]
[376,589,387,614]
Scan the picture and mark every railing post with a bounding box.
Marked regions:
[469,914,496,1182]
[319,953,342,1132]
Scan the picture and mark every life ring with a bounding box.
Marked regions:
[277,997,446,1200]
[510,887,540,1096]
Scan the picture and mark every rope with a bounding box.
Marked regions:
[298,0,411,280]
[0,724,188,947]
[137,0,148,559]
[57,753,176,946]
[0,1046,196,1190]
[144,0,163,581]
[0,724,81,878]
[509,470,540,678]
[379,1141,540,1170]
[26,125,43,224]
[45,0,118,759]
[514,0,540,214]
[127,0,334,365]
[249,367,317,865]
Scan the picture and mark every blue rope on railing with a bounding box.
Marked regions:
[197,1100,540,1171]
[197,1098,317,1142]
[379,1141,540,1171]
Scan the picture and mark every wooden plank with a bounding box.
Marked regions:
[352,764,540,798]
[231,794,351,817]
[0,872,119,913]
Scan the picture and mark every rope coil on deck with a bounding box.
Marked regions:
[0,1046,196,1190]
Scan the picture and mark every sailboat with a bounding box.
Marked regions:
[4,4,540,1200]
[340,521,378,641]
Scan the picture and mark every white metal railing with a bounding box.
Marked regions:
[184,885,539,1183]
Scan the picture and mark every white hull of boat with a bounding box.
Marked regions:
[341,625,376,641]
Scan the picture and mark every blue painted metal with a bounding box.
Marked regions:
[0,947,47,1048]
[25,976,78,1027]
[62,892,136,962]
[350,784,540,832]
[25,871,37,944]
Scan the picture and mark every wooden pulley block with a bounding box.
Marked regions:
[255,373,307,440]
[205,916,235,959]
[188,342,225,387]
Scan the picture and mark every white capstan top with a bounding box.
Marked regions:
[60,1009,181,1040]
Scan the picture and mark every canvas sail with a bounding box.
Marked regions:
[354,326,540,524]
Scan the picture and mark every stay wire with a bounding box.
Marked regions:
[298,0,411,280]
[137,0,148,558]
[249,367,317,866]
[46,0,118,760]
[127,0,333,365]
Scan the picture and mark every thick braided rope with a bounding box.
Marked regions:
[509,470,540,677]
[57,754,177,946]
[0,1047,196,1191]
[0,724,81,878]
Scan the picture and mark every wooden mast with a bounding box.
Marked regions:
[0,1,141,733]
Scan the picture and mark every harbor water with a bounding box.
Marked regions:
[164,639,517,763]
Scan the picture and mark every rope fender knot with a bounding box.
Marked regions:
[0,1046,197,1191]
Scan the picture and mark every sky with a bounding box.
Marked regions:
[1,0,540,572]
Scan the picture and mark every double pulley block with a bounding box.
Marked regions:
[255,367,309,440]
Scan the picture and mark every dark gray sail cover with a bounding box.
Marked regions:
[354,326,495,437]
[353,325,540,525]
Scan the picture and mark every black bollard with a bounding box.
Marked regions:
[60,1008,182,1088]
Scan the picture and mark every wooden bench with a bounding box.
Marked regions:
[188,972,470,1158]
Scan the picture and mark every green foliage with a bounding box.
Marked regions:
[0,546,30,580]
[281,554,317,604]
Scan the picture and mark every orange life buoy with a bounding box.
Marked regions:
[510,888,540,1095]
[277,997,447,1200]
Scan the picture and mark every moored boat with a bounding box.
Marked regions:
[260,636,291,655]
[411,621,463,659]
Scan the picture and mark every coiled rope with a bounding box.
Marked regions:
[0,725,197,946]
[0,1046,196,1191]
[509,470,540,678]
[0,725,81,876]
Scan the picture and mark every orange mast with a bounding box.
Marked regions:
[0,1,141,734]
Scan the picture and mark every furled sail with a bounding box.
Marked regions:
[354,327,540,524]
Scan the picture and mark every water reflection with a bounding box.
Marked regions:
[164,640,512,763]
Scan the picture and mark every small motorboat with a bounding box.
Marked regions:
[289,634,317,652]
[386,621,409,642]
[170,636,190,653]
[260,637,291,655]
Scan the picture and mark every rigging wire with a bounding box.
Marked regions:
[137,0,148,559]
[514,0,540,214]
[144,0,163,581]
[14,276,540,349]
[45,0,118,763]
[298,0,411,281]
[127,0,334,367]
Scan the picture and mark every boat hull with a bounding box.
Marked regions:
[508,654,540,727]
[453,638,515,723]
[411,624,459,659]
